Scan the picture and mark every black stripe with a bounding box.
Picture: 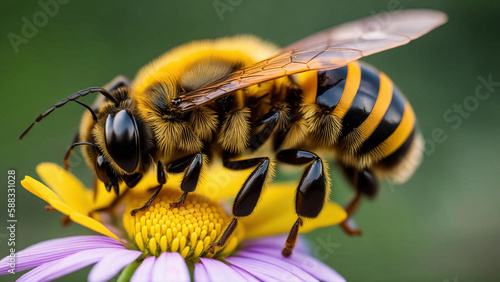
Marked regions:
[359,87,406,155]
[379,127,416,168]
[315,66,348,111]
[339,64,380,139]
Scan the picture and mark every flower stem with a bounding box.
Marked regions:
[117,260,140,282]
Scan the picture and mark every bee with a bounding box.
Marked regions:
[20,9,446,256]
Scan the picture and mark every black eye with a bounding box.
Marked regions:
[105,110,140,173]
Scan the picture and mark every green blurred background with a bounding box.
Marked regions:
[1,0,499,281]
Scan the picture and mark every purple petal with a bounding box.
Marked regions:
[237,250,318,281]
[194,262,209,282]
[241,235,309,254]
[244,247,345,282]
[0,235,122,274]
[230,265,278,281]
[130,256,155,282]
[229,265,261,282]
[18,247,122,282]
[88,249,142,282]
[199,258,253,281]
[152,252,190,282]
[226,257,302,281]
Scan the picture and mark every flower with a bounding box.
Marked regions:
[0,163,347,281]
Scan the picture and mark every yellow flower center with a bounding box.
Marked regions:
[123,188,243,260]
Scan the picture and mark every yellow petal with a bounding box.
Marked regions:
[68,212,120,240]
[195,163,253,201]
[240,183,347,238]
[91,181,120,209]
[22,176,65,203]
[36,163,93,214]
[35,163,157,211]
[21,176,120,241]
[44,198,79,217]
[46,199,118,240]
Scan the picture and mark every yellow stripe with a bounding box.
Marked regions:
[235,90,245,109]
[354,71,393,143]
[297,71,317,104]
[379,101,416,157]
[332,61,361,118]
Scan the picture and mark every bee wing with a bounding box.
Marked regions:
[173,9,447,111]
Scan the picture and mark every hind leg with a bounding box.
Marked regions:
[277,149,329,257]
[340,166,379,236]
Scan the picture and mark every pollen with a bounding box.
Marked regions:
[124,188,243,260]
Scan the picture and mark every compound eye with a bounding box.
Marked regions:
[105,110,140,173]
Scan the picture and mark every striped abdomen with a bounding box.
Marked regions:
[300,61,419,172]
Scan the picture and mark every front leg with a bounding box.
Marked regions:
[167,153,204,208]
[277,149,329,257]
[131,161,166,215]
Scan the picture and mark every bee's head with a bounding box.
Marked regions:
[90,93,153,189]
[79,105,145,193]
[85,87,152,190]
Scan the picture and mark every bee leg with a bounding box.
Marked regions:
[340,166,379,236]
[62,131,81,170]
[45,205,73,227]
[209,157,272,253]
[277,149,328,257]
[167,153,203,208]
[248,107,281,151]
[208,217,238,254]
[283,217,303,257]
[131,161,166,216]
[340,193,362,236]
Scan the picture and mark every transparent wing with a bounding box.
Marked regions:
[173,9,447,111]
